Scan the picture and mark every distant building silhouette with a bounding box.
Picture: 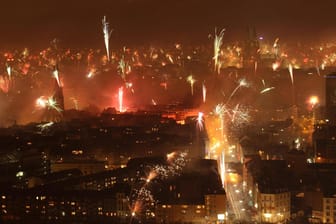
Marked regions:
[325,73,336,123]
[243,26,260,68]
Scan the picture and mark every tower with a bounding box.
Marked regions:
[243,26,260,68]
[325,73,336,123]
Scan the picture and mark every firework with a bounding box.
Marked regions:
[227,78,249,103]
[130,151,188,217]
[118,56,130,80]
[102,16,112,61]
[288,63,294,84]
[187,75,196,96]
[260,87,275,94]
[202,82,206,103]
[36,96,62,113]
[219,151,225,187]
[6,65,11,79]
[146,171,157,183]
[0,76,10,93]
[197,112,204,131]
[254,61,258,75]
[53,67,61,87]
[37,122,54,132]
[118,87,124,112]
[213,28,225,74]
[272,61,280,71]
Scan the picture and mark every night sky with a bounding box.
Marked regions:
[0,0,336,47]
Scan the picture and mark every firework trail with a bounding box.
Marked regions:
[102,16,113,61]
[213,28,225,74]
[219,151,225,187]
[202,82,207,103]
[6,65,11,79]
[260,87,275,94]
[187,75,196,96]
[254,61,258,75]
[53,66,61,87]
[118,87,124,112]
[196,112,204,131]
[315,62,321,76]
[288,63,294,85]
[37,122,54,132]
[226,78,249,104]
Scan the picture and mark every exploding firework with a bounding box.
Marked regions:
[102,16,113,61]
[130,151,188,217]
[35,96,62,113]
[118,56,131,80]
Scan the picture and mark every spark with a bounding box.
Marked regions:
[102,16,113,61]
[213,28,225,74]
[151,99,157,105]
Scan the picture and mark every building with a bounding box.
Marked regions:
[51,159,106,175]
[255,189,291,223]
[325,73,336,124]
[156,204,206,224]
[205,193,227,224]
[313,124,336,163]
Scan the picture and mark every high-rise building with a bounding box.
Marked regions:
[243,26,260,68]
[325,73,336,123]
